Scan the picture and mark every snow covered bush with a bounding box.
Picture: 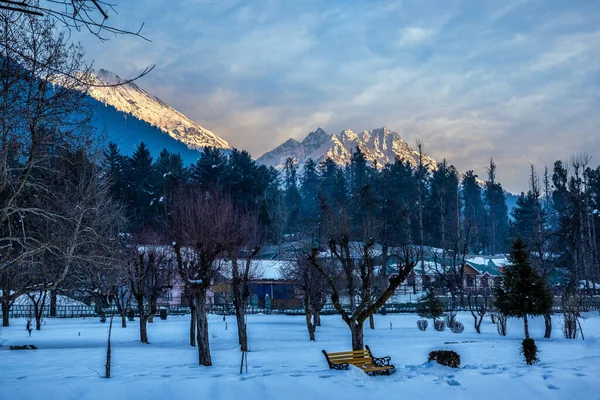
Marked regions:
[428,350,460,368]
[450,321,464,334]
[444,311,457,327]
[496,313,508,336]
[160,309,168,320]
[434,319,446,332]
[521,338,539,365]
[417,319,428,331]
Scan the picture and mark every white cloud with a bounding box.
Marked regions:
[397,27,436,46]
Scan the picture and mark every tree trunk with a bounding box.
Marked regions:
[369,313,375,330]
[350,321,365,350]
[121,314,127,328]
[1,300,9,327]
[235,304,248,351]
[188,292,197,347]
[473,315,482,334]
[523,314,530,339]
[50,290,57,317]
[35,312,42,331]
[194,290,212,366]
[138,302,149,344]
[314,311,321,327]
[543,313,552,339]
[304,293,315,341]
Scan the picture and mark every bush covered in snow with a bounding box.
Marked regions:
[450,321,464,334]
[434,319,446,332]
[417,319,428,331]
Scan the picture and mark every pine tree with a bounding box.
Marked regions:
[299,158,320,229]
[190,146,227,190]
[283,157,301,234]
[494,237,553,339]
[511,191,539,245]
[484,159,509,254]
[415,290,444,321]
[102,142,127,203]
[462,171,485,253]
[125,142,157,230]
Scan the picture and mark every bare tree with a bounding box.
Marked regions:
[282,242,330,342]
[170,188,236,366]
[127,234,174,344]
[467,290,490,334]
[0,1,148,41]
[0,10,94,276]
[309,236,418,350]
[227,211,261,352]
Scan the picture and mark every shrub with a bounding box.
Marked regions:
[428,350,460,368]
[521,338,539,365]
[417,319,428,331]
[127,310,135,321]
[416,291,444,320]
[563,312,578,339]
[434,319,446,332]
[444,311,457,327]
[160,309,168,320]
[496,313,508,336]
[450,321,464,334]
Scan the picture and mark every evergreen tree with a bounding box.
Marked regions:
[494,237,554,339]
[190,146,227,190]
[318,158,346,212]
[425,160,460,249]
[484,159,509,254]
[102,142,127,203]
[415,290,444,321]
[511,191,539,245]
[283,157,301,234]
[154,148,185,213]
[462,171,485,253]
[125,142,157,230]
[299,158,320,229]
[348,147,377,238]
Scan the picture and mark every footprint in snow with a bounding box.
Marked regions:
[289,373,305,377]
[575,373,586,377]
[542,374,552,380]
[447,379,461,387]
[546,384,560,390]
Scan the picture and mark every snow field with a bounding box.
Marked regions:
[1,312,599,400]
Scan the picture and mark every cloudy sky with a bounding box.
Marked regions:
[77,0,599,193]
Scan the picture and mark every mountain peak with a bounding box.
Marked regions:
[88,69,231,150]
[257,127,437,171]
[96,69,123,86]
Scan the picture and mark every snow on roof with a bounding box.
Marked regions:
[13,293,89,307]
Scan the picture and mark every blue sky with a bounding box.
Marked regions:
[78,0,599,193]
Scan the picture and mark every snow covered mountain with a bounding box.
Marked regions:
[88,69,231,151]
[257,127,437,170]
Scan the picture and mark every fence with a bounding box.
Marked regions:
[8,298,600,319]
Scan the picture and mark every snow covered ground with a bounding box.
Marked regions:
[1,312,599,400]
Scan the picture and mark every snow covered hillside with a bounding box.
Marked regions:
[88,69,231,151]
[1,313,599,400]
[257,127,437,170]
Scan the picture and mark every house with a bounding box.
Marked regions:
[463,258,504,292]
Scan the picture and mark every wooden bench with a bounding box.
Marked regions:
[322,345,395,375]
